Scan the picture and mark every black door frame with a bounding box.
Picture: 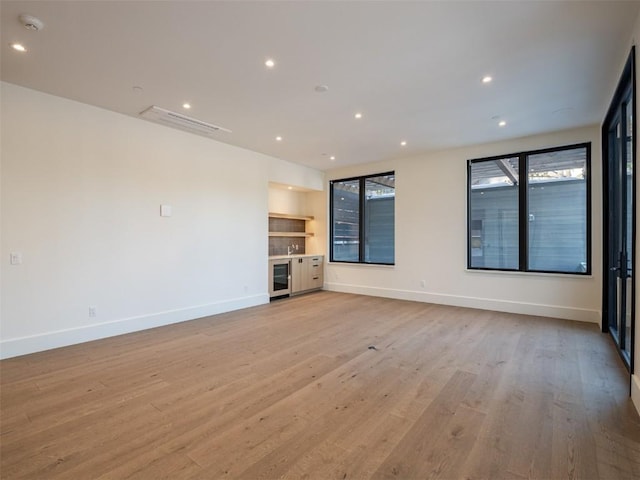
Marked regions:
[602,46,636,378]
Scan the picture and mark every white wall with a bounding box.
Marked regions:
[0,82,323,359]
[326,126,602,323]
[268,159,324,192]
[268,186,309,216]
[305,190,327,256]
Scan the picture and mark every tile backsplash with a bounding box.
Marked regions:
[269,236,306,256]
[269,217,307,256]
[268,218,305,233]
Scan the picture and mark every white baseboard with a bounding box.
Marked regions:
[0,294,269,360]
[632,374,640,417]
[323,282,600,323]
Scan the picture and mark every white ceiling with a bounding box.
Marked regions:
[1,1,638,171]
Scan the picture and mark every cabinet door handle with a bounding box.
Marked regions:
[313,276,319,280]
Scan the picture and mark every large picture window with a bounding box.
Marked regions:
[468,144,590,274]
[330,172,395,265]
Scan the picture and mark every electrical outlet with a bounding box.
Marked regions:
[160,205,172,217]
[88,306,97,318]
[10,252,22,265]
[420,280,426,288]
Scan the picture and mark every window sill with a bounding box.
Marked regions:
[465,268,593,279]
[328,262,395,268]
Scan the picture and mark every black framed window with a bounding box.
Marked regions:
[330,172,395,265]
[468,143,591,274]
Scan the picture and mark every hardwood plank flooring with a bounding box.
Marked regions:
[1,291,639,479]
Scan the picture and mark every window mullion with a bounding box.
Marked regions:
[359,177,366,262]
[329,181,333,262]
[467,162,473,269]
[519,153,528,272]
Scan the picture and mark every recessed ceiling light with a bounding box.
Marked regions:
[275,136,283,141]
[314,85,329,93]
[265,58,275,68]
[354,112,363,119]
[182,103,191,110]
[11,43,26,52]
[287,186,293,190]
[132,86,143,93]
[498,120,507,127]
[482,76,493,84]
[400,141,407,146]
[330,156,336,161]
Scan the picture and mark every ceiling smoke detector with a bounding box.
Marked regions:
[19,14,44,31]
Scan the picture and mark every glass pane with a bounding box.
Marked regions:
[273,263,290,292]
[332,179,360,261]
[527,147,587,273]
[625,94,633,276]
[624,94,633,354]
[469,157,519,269]
[364,174,395,264]
[608,121,622,335]
[625,277,632,354]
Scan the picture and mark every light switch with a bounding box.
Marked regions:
[10,252,22,265]
[160,205,172,217]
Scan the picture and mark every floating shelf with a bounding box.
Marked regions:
[268,212,314,221]
[269,231,314,237]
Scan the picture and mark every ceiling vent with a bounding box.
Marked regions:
[139,106,231,136]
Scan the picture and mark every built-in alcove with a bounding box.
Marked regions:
[267,182,326,257]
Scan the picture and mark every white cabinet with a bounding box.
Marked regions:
[291,255,324,294]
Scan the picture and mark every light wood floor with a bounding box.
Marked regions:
[1,292,639,479]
